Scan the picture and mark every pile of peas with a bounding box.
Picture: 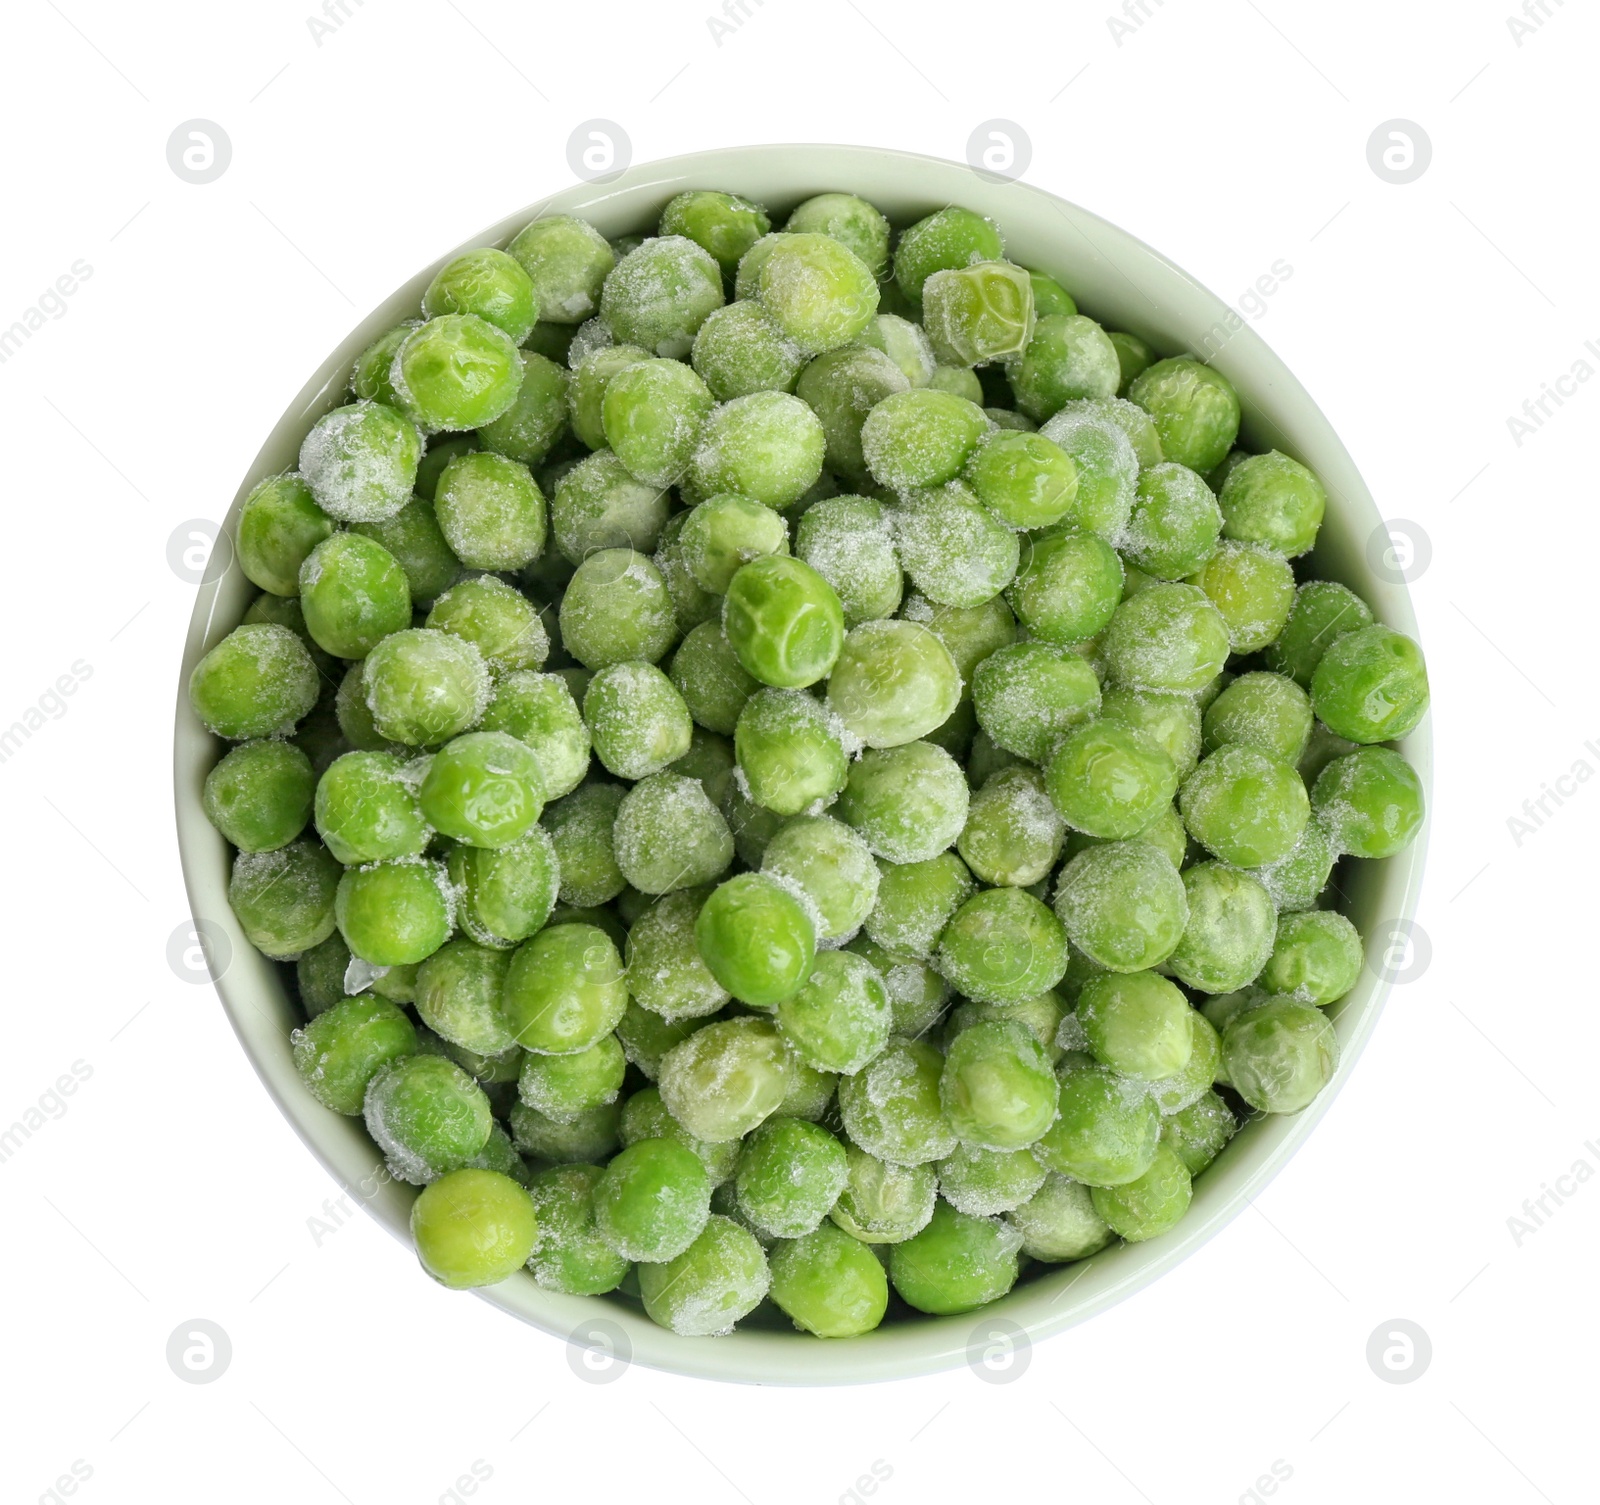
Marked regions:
[191,187,1428,1340]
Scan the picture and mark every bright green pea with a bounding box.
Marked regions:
[825,620,959,750]
[757,232,880,354]
[1025,271,1076,317]
[1168,862,1276,994]
[1034,1063,1160,1186]
[837,740,970,863]
[1045,719,1179,840]
[583,660,692,780]
[1219,450,1326,557]
[1260,909,1363,1005]
[1091,1141,1192,1241]
[228,839,340,958]
[639,1214,771,1335]
[298,401,421,523]
[695,872,816,1006]
[861,389,991,491]
[203,739,315,852]
[1203,671,1313,765]
[893,208,1004,303]
[411,1168,538,1288]
[734,1116,849,1237]
[939,1018,1059,1151]
[1224,999,1338,1113]
[299,533,412,659]
[558,548,678,670]
[393,314,523,432]
[426,574,548,676]
[785,193,892,279]
[1127,357,1241,473]
[1053,839,1189,973]
[1312,746,1425,859]
[1076,970,1193,1080]
[413,936,514,1055]
[445,827,559,950]
[591,1135,712,1262]
[419,731,544,848]
[1181,744,1309,868]
[1189,541,1296,653]
[292,994,417,1113]
[424,247,538,343]
[723,555,844,689]
[892,481,1020,609]
[690,390,827,508]
[761,815,880,942]
[359,629,487,748]
[1162,1091,1237,1175]
[1103,583,1230,694]
[477,671,590,799]
[679,495,788,594]
[313,751,429,863]
[430,451,546,572]
[690,299,806,402]
[502,921,628,1054]
[1036,406,1139,537]
[365,1052,491,1183]
[600,236,724,358]
[660,189,771,276]
[335,857,452,966]
[612,773,733,894]
[768,1222,889,1337]
[507,215,613,324]
[936,887,1068,1006]
[1006,314,1121,420]
[1123,462,1223,580]
[1100,687,1202,780]
[599,358,715,487]
[922,260,1036,366]
[237,474,335,596]
[659,1014,794,1141]
[775,950,893,1075]
[1266,581,1375,687]
[970,641,1101,766]
[956,766,1064,887]
[525,1163,631,1294]
[889,1200,1022,1315]
[1311,625,1430,745]
[351,320,420,407]
[665,625,758,741]
[839,1036,957,1166]
[964,429,1079,531]
[190,623,319,740]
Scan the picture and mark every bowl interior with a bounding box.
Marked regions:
[174,144,1429,1385]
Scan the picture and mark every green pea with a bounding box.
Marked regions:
[502,922,628,1055]
[613,773,734,894]
[660,189,771,277]
[351,320,420,407]
[1218,450,1326,557]
[892,481,1021,610]
[903,591,1017,695]
[597,357,715,488]
[613,1005,696,1082]
[227,838,340,958]
[509,1099,621,1164]
[865,851,973,958]
[861,389,992,491]
[1123,462,1223,580]
[856,313,937,388]
[1168,862,1276,994]
[1266,581,1375,687]
[190,623,319,741]
[679,495,788,595]
[889,1200,1022,1315]
[1161,1091,1237,1175]
[446,830,559,951]
[893,208,1005,303]
[335,857,452,966]
[311,751,427,864]
[1189,541,1296,653]
[352,496,462,605]
[1103,583,1230,695]
[1106,330,1158,393]
[965,429,1080,532]
[723,554,844,689]
[761,815,880,942]
[934,1141,1047,1218]
[424,246,538,343]
[690,390,826,508]
[830,1143,937,1243]
[758,232,880,354]
[1259,909,1362,1005]
[365,1053,491,1183]
[1053,839,1189,973]
[429,451,546,572]
[658,1014,794,1141]
[295,931,352,1016]
[518,1034,625,1123]
[1076,969,1193,1081]
[507,215,614,325]
[734,1116,849,1238]
[524,1163,631,1294]
[356,630,484,748]
[1202,671,1312,765]
[1006,1172,1113,1261]
[1036,406,1139,538]
[237,474,335,596]
[955,767,1063,887]
[825,620,959,750]
[1223,998,1338,1113]
[292,993,417,1113]
[837,740,970,863]
[1311,746,1425,859]
[1127,356,1241,473]
[477,671,590,799]
[299,533,412,659]
[298,401,421,523]
[639,1214,771,1336]
[418,731,544,848]
[580,660,691,781]
[425,574,548,676]
[973,643,1103,768]
[1256,817,1337,913]
[775,950,893,1075]
[785,193,892,279]
[663,622,756,737]
[1180,744,1309,868]
[1311,625,1430,745]
[600,236,724,358]
[411,1168,538,1288]
[689,299,807,402]
[1046,719,1179,840]
[768,1222,889,1337]
[410,937,511,1056]
[1034,1063,1160,1186]
[1091,1141,1192,1241]
[1006,314,1121,420]
[558,548,678,670]
[922,260,1036,366]
[695,872,816,1006]
[393,314,523,432]
[622,888,726,1023]
[936,887,1068,1007]
[203,739,315,852]
[839,1036,957,1165]
[938,1018,1059,1152]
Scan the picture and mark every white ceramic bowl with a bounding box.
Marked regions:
[174,144,1429,1385]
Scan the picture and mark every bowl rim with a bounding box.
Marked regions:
[174,142,1430,1386]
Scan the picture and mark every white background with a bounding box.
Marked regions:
[2,1,1595,1501]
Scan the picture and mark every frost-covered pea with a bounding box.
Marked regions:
[794,495,904,626]
[550,450,671,565]
[861,389,992,492]
[785,192,892,279]
[958,765,1064,887]
[501,921,628,1055]
[838,1037,957,1166]
[768,1223,889,1337]
[1006,314,1121,420]
[826,619,961,750]
[889,1201,1022,1315]
[971,641,1101,765]
[518,1035,626,1122]
[292,993,417,1114]
[681,494,790,593]
[1127,357,1241,473]
[922,260,1036,366]
[1123,462,1223,580]
[298,533,413,659]
[1181,744,1309,869]
[365,1052,492,1184]
[1203,671,1313,765]
[599,235,724,358]
[775,950,893,1075]
[694,873,816,1007]
[1223,999,1339,1114]
[477,670,590,799]
[446,826,561,949]
[558,548,679,670]
[1167,862,1277,994]
[1311,625,1430,746]
[1034,1063,1160,1186]
[658,1014,794,1141]
[760,815,880,943]
[758,232,880,354]
[1218,449,1326,557]
[893,207,1004,303]
[612,772,734,894]
[432,451,546,571]
[525,1163,631,1295]
[660,189,771,277]
[936,887,1069,1007]
[691,299,807,401]
[1005,1172,1113,1261]
[734,688,848,816]
[830,1143,937,1243]
[795,345,909,485]
[1266,581,1374,687]
[1053,839,1189,974]
[1311,746,1426,859]
[237,474,335,596]
[203,739,316,853]
[1189,541,1296,653]
[1103,583,1230,695]
[624,888,730,1022]
[639,1214,771,1335]
[837,741,970,863]
[690,391,827,509]
[298,402,421,523]
[601,357,715,487]
[353,496,461,604]
[506,215,614,325]
[584,661,693,780]
[735,1116,849,1238]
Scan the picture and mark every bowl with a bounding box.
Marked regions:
[174,143,1430,1385]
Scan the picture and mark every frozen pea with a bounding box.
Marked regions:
[893,208,1004,303]
[668,622,760,735]
[1034,1064,1160,1186]
[502,921,628,1055]
[655,510,722,634]
[432,451,546,571]
[626,888,730,1021]
[839,1037,957,1165]
[1168,862,1276,994]
[681,495,790,593]
[866,851,974,958]
[230,840,341,958]
[794,495,903,627]
[203,739,315,852]
[1037,406,1139,538]
[735,1117,849,1237]
[412,937,512,1057]
[690,391,826,509]
[857,313,937,389]
[659,1014,794,1141]
[768,1223,889,1337]
[1006,1172,1113,1261]
[1091,1141,1191,1241]
[1181,744,1309,868]
[1046,720,1179,840]
[1076,970,1193,1081]
[958,767,1064,887]
[1053,839,1189,973]
[940,1019,1059,1151]
[566,315,614,365]
[1123,462,1223,580]
[371,961,419,1005]
[937,1142,1047,1217]
[296,931,352,1016]
[509,1099,622,1164]
[353,496,462,604]
[425,575,548,676]
[1219,450,1326,557]
[1189,541,1295,653]
[889,1201,1022,1315]
[1311,625,1430,745]
[948,991,1067,1063]
[1223,999,1338,1114]
[964,429,1079,532]
[761,815,880,942]
[937,887,1068,1006]
[1266,581,1374,687]
[613,773,734,893]
[758,232,880,354]
[723,555,845,689]
[416,434,478,500]
[600,236,724,358]
[478,671,590,799]
[550,451,671,564]
[861,389,991,491]
[1203,671,1313,765]
[893,482,1019,609]
[1100,688,1202,781]
[335,857,452,966]
[1024,271,1075,317]
[1260,909,1363,1005]
[785,192,891,279]
[423,246,537,343]
[583,661,692,780]
[1312,746,1426,859]
[593,1136,711,1262]
[695,872,816,1007]
[1007,314,1121,419]
[837,740,970,863]
[922,260,1035,366]
[518,1034,625,1122]
[507,215,614,324]
[1103,583,1230,694]
[393,315,523,432]
[299,533,412,659]
[796,345,909,484]
[826,620,961,750]
[558,549,678,670]
[365,1053,491,1184]
[732,689,845,815]
[734,231,790,300]
[1056,395,1164,470]
[721,778,788,868]
[691,300,807,401]
[411,1168,538,1288]
[639,1214,771,1336]
[1162,1091,1237,1175]
[1127,357,1240,473]
[292,993,417,1113]
[778,1057,838,1122]
[360,629,488,747]
[932,362,998,403]
[190,623,320,741]
[237,474,335,597]
[972,641,1101,764]
[601,358,715,487]
[351,321,420,407]
[621,1085,741,1185]
[298,401,421,523]
[419,731,544,848]
[830,1144,937,1243]
[775,950,893,1075]
[314,750,428,864]
[660,189,771,277]
[446,827,561,949]
[525,1163,631,1294]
